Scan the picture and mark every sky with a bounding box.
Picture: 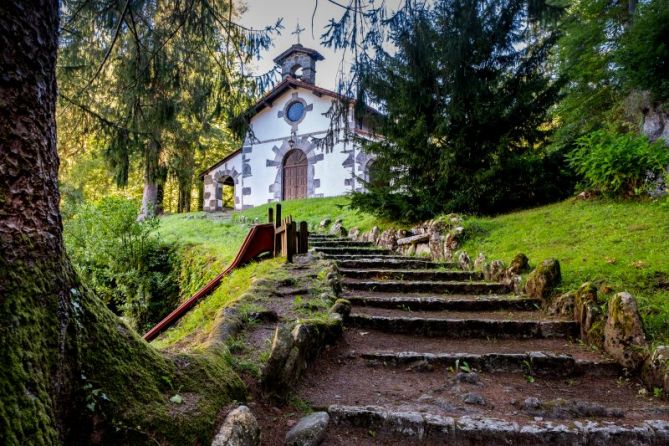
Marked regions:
[240,0,349,90]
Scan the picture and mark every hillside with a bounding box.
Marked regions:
[460,199,669,343]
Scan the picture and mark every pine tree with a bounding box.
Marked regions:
[348,0,566,220]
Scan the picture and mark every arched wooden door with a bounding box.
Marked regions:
[283,149,308,200]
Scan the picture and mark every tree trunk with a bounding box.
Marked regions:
[0,2,243,444]
[177,176,193,213]
[139,139,161,219]
[0,2,77,443]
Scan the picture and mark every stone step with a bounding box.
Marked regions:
[310,240,373,248]
[343,279,512,295]
[334,258,457,270]
[339,268,482,281]
[313,246,393,255]
[342,328,606,361]
[348,313,578,339]
[359,351,620,377]
[344,294,541,312]
[323,405,669,445]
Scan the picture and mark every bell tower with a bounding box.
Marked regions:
[273,44,325,85]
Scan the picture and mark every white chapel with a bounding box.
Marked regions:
[201,43,377,211]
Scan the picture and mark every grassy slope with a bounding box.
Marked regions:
[154,215,284,349]
[157,197,669,344]
[235,196,392,233]
[460,199,669,343]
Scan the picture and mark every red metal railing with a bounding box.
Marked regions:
[142,223,276,342]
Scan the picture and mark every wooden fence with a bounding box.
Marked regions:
[268,203,309,262]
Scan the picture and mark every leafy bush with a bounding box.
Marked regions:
[568,130,669,197]
[64,197,180,331]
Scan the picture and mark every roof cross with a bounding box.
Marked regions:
[292,21,305,44]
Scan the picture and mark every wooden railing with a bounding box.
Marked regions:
[268,203,309,263]
[143,204,309,341]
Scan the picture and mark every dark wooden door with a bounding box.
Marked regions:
[283,150,308,200]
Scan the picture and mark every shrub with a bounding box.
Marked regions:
[64,197,180,331]
[568,130,669,197]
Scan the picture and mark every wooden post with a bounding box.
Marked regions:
[298,221,308,253]
[274,204,282,256]
[268,207,274,224]
[286,220,296,263]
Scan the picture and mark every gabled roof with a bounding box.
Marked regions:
[199,148,242,178]
[242,76,380,122]
[272,44,325,64]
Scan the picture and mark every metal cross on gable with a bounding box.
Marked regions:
[292,21,305,44]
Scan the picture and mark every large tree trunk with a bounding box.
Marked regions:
[0,2,76,442]
[1,2,243,444]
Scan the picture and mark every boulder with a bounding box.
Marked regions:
[330,299,351,318]
[369,226,381,244]
[319,218,331,229]
[548,292,575,317]
[285,412,330,446]
[474,253,487,272]
[489,260,507,282]
[415,243,431,257]
[458,251,473,271]
[574,283,603,342]
[604,292,648,370]
[329,222,347,237]
[348,227,360,240]
[524,258,561,299]
[378,229,398,251]
[508,253,530,275]
[211,406,261,446]
[642,346,669,397]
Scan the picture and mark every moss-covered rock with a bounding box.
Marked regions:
[260,314,343,401]
[574,282,603,343]
[508,253,530,275]
[211,405,261,446]
[524,258,561,299]
[548,291,575,317]
[641,346,669,398]
[604,292,649,370]
[330,299,352,318]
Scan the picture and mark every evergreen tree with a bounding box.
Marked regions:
[349,0,566,220]
[57,0,280,217]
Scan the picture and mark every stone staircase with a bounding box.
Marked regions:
[296,234,669,445]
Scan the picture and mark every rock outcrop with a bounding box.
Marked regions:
[604,292,648,370]
[211,406,261,446]
[524,258,561,299]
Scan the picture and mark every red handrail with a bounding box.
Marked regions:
[143,223,277,342]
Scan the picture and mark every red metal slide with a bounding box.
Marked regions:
[143,223,276,342]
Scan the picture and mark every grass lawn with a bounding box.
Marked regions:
[154,215,285,349]
[460,198,669,343]
[157,196,669,344]
[235,196,391,233]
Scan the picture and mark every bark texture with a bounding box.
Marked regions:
[0,2,244,444]
[0,1,75,443]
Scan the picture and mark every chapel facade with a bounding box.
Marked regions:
[201,44,376,211]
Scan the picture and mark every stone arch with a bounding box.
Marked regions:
[268,136,324,201]
[211,167,240,210]
[355,150,376,192]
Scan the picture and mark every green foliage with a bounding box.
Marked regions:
[350,0,568,220]
[618,0,669,102]
[459,198,669,343]
[568,129,669,197]
[64,197,179,331]
[552,0,669,149]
